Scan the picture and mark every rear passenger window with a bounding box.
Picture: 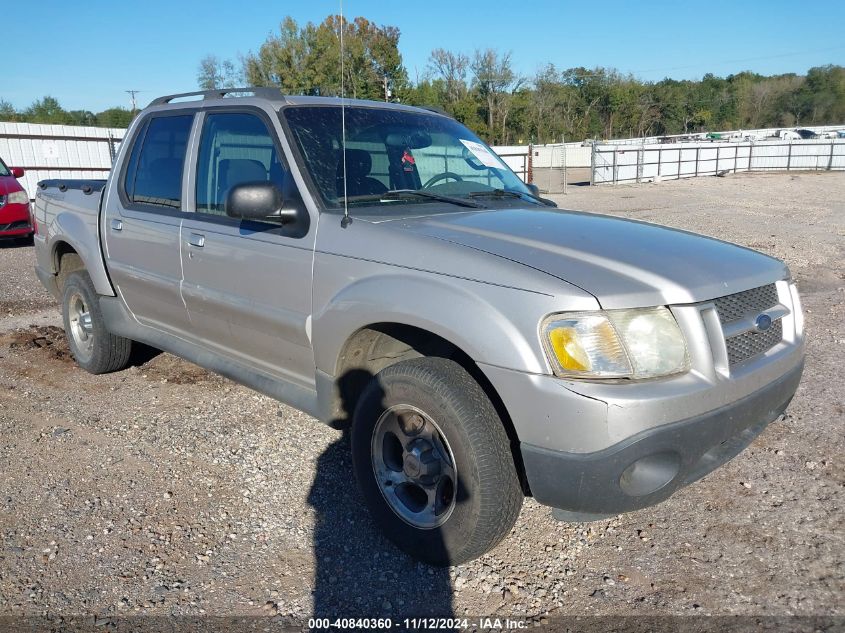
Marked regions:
[124,115,193,209]
[196,112,286,216]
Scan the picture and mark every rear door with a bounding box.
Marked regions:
[180,109,315,388]
[102,112,195,334]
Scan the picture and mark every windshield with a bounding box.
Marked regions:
[0,158,9,177]
[282,105,533,212]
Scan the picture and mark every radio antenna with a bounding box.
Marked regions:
[339,0,351,228]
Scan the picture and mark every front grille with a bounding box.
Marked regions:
[725,320,783,365]
[713,283,779,323]
[0,221,31,232]
[713,283,783,366]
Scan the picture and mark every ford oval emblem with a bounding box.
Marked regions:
[755,314,773,332]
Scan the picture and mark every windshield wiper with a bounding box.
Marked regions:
[340,189,484,209]
[468,188,556,207]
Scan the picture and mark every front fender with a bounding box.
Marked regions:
[313,272,560,377]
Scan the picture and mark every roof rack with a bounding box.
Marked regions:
[148,87,286,107]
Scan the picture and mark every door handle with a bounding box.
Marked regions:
[188,233,205,248]
[110,219,123,231]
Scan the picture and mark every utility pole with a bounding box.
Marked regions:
[562,134,567,195]
[383,75,389,102]
[126,90,140,114]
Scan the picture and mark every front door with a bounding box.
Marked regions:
[180,110,315,388]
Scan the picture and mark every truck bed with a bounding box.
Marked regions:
[34,179,106,223]
[33,178,112,299]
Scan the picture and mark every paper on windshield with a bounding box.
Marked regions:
[459,139,505,168]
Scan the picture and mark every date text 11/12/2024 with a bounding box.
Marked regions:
[308,617,530,630]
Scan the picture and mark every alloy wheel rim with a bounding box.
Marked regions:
[68,292,94,361]
[371,404,458,529]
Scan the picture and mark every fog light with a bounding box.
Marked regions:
[619,452,681,496]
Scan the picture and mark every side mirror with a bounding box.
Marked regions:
[526,183,541,197]
[11,167,25,179]
[225,181,298,224]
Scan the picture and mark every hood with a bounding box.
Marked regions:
[389,207,788,309]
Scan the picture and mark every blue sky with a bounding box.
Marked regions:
[7,0,845,112]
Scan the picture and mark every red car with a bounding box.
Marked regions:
[0,158,32,242]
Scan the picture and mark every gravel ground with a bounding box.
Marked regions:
[0,172,842,628]
[0,238,56,318]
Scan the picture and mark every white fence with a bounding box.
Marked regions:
[592,139,845,185]
[531,143,592,168]
[0,122,123,199]
[594,123,845,146]
[490,143,593,193]
[490,145,530,182]
[491,143,593,171]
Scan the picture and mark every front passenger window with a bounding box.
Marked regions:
[196,113,287,216]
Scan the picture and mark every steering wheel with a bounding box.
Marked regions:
[422,172,464,189]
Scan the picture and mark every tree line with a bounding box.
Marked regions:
[419,60,844,144]
[0,96,135,128]
[3,14,843,143]
[198,15,845,145]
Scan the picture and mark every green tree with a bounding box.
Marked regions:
[25,96,69,124]
[471,49,522,144]
[96,107,135,128]
[67,110,97,126]
[528,64,564,142]
[0,99,19,121]
[428,49,469,105]
[241,15,406,101]
[403,78,443,109]
[802,65,845,124]
[197,55,241,90]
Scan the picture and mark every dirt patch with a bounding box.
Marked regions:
[136,352,222,385]
[1,325,72,362]
[0,324,222,385]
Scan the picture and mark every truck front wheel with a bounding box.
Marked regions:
[351,357,523,566]
[61,271,132,374]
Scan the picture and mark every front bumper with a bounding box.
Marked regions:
[520,360,803,516]
[0,202,33,237]
[0,220,32,237]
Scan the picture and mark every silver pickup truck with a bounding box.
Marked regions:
[33,88,805,566]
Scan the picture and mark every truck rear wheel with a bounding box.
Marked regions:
[351,357,523,566]
[61,271,132,374]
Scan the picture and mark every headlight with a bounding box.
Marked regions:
[541,307,689,379]
[7,190,29,205]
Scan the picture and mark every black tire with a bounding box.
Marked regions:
[61,270,132,374]
[351,357,523,566]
